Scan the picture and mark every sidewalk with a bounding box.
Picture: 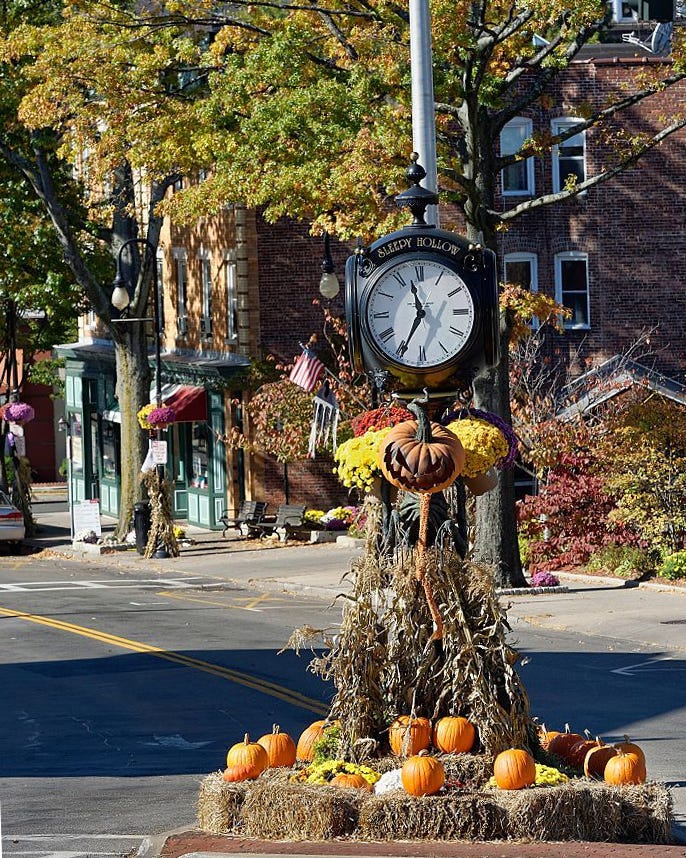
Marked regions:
[23,501,686,857]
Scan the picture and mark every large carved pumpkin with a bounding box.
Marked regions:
[379,402,465,494]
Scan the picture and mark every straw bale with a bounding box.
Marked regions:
[442,753,495,787]
[358,791,508,840]
[614,781,673,843]
[240,780,362,840]
[197,771,249,835]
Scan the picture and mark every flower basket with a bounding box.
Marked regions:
[137,404,176,431]
[3,402,35,426]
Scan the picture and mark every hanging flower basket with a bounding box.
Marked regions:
[137,404,177,431]
[442,408,519,472]
[146,406,177,430]
[333,427,393,492]
[442,415,510,478]
[3,402,35,425]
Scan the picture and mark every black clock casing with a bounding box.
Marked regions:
[346,225,499,391]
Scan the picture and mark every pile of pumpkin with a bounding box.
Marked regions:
[538,725,648,786]
[221,718,647,797]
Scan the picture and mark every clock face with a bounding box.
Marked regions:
[364,257,476,369]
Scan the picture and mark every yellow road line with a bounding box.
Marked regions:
[0,606,328,715]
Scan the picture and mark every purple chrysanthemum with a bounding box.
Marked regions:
[4,402,35,424]
[147,406,177,427]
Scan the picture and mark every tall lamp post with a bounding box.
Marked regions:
[111,237,170,559]
[57,414,74,541]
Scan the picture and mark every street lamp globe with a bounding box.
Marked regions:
[111,283,131,311]
[318,231,340,300]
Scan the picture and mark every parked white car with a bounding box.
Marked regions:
[0,490,25,545]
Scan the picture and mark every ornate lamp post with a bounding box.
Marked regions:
[111,238,171,559]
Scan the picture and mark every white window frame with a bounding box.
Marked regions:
[500,118,535,197]
[555,251,590,330]
[225,250,238,342]
[173,248,188,336]
[552,118,587,194]
[199,250,213,338]
[504,252,539,328]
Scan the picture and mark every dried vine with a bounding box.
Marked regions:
[142,468,179,558]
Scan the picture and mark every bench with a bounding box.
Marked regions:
[219,500,268,538]
[251,504,308,541]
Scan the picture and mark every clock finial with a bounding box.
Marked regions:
[395,154,439,228]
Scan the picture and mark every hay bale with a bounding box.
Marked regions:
[197,771,249,835]
[614,781,673,843]
[496,781,622,841]
[442,753,495,787]
[240,780,362,840]
[358,791,508,841]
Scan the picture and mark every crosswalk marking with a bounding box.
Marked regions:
[0,578,202,592]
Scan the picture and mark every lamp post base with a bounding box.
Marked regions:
[154,544,170,559]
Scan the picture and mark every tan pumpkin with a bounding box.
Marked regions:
[604,750,646,785]
[401,752,446,796]
[295,719,337,761]
[432,716,475,754]
[330,772,373,791]
[257,723,297,768]
[584,740,619,779]
[493,749,536,790]
[225,733,269,778]
[222,763,255,782]
[389,715,432,756]
[379,402,465,494]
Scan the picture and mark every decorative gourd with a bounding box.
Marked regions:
[389,715,432,756]
[432,716,475,754]
[225,733,269,778]
[401,752,446,796]
[295,720,336,761]
[222,763,255,782]
[257,723,297,768]
[493,748,536,790]
[584,740,619,779]
[379,403,465,494]
[548,725,584,763]
[604,750,647,785]
[330,773,373,791]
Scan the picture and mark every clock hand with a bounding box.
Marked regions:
[410,281,423,314]
[397,298,426,356]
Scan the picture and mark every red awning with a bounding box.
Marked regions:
[161,384,207,423]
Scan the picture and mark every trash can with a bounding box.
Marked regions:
[133,500,151,555]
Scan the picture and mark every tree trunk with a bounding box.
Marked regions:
[114,325,150,538]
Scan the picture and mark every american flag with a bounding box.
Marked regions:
[289,347,325,392]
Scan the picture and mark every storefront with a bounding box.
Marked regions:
[55,340,250,530]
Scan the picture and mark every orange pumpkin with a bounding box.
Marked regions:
[379,403,465,494]
[295,719,338,761]
[222,763,255,782]
[537,724,562,751]
[226,733,269,778]
[432,716,475,754]
[401,752,446,796]
[567,738,600,769]
[493,749,536,790]
[257,723,297,768]
[604,750,646,785]
[330,773,373,791]
[584,741,619,779]
[614,735,646,769]
[389,715,432,756]
[548,726,584,763]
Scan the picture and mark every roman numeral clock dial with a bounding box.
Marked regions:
[365,258,476,370]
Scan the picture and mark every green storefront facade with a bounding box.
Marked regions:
[56,340,249,530]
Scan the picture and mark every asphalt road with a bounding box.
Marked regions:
[1,552,685,855]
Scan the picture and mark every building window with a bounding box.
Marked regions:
[504,252,539,327]
[200,253,213,339]
[610,0,674,21]
[500,118,535,196]
[555,252,590,329]
[225,251,238,342]
[173,250,188,336]
[552,119,586,193]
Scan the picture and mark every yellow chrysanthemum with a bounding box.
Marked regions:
[333,427,392,491]
[445,417,509,478]
[137,403,155,430]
